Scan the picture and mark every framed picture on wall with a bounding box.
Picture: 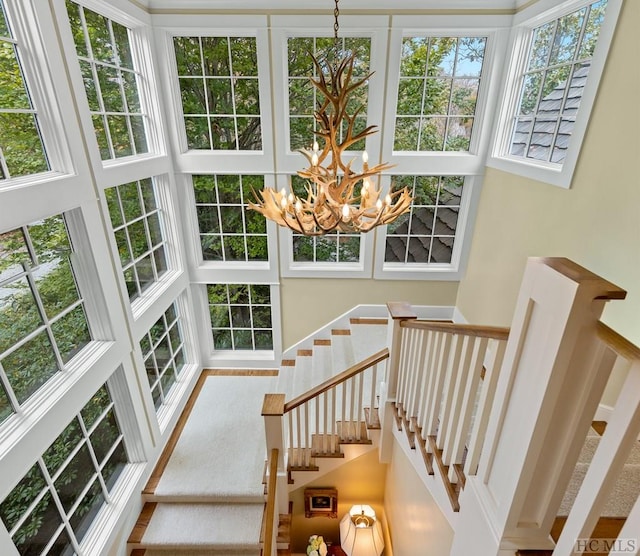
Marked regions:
[304,488,338,518]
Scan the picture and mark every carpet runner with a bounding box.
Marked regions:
[137,374,275,553]
[559,426,640,517]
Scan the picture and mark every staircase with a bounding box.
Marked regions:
[127,259,640,556]
[128,316,389,555]
[276,317,388,482]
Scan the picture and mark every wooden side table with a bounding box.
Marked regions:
[327,546,348,556]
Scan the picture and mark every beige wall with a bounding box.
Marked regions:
[280,278,458,349]
[289,450,388,553]
[384,440,454,555]
[456,1,640,362]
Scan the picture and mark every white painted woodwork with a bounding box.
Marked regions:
[464,340,507,476]
[553,359,640,555]
[451,258,626,555]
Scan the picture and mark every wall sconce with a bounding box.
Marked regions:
[339,505,384,556]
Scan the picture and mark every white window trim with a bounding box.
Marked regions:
[488,0,623,189]
[276,175,375,279]
[52,0,171,183]
[154,18,275,173]
[382,20,509,175]
[0,0,80,187]
[194,282,282,367]
[179,173,279,282]
[373,174,483,281]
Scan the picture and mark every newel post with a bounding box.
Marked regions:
[379,302,417,463]
[451,258,626,555]
[262,394,289,515]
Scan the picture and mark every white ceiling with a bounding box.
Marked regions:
[143,0,529,11]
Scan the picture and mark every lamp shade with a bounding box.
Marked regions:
[339,507,384,556]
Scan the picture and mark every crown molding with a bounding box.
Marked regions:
[145,0,524,13]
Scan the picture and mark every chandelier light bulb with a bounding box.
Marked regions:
[385,194,392,206]
[342,203,350,220]
[313,140,319,152]
[362,150,368,164]
[311,152,319,167]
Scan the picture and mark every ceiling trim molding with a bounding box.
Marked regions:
[145,0,524,13]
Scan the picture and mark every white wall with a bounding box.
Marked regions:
[384,440,454,556]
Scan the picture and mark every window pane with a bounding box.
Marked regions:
[193,174,268,262]
[287,36,371,152]
[66,1,149,160]
[0,380,129,554]
[174,36,262,150]
[105,178,169,302]
[139,301,187,412]
[394,36,486,152]
[509,0,608,164]
[0,8,49,180]
[208,284,272,350]
[385,176,463,265]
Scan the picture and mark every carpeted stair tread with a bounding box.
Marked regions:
[145,550,261,555]
[349,321,388,364]
[140,502,263,550]
[311,342,333,383]
[560,463,640,516]
[559,427,640,517]
[291,351,313,399]
[152,376,273,502]
[330,330,355,375]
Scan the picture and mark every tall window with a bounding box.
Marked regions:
[193,174,268,262]
[0,215,92,424]
[66,1,148,160]
[174,36,262,150]
[385,176,463,265]
[394,36,487,152]
[207,284,273,351]
[105,178,168,302]
[0,383,129,554]
[509,0,607,164]
[0,1,49,180]
[140,302,186,410]
[287,37,371,151]
[289,176,360,264]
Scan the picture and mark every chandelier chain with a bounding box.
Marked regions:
[333,0,340,56]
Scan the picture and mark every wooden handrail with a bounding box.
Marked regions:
[597,321,640,361]
[400,319,510,341]
[284,348,389,413]
[262,448,279,556]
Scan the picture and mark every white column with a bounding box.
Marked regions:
[262,394,289,515]
[451,257,626,555]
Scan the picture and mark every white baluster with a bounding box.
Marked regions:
[464,339,507,476]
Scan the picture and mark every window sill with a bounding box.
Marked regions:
[487,154,572,189]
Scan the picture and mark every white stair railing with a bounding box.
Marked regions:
[284,349,389,469]
[389,313,509,508]
[552,322,640,555]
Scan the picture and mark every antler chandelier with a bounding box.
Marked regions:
[249,0,412,236]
